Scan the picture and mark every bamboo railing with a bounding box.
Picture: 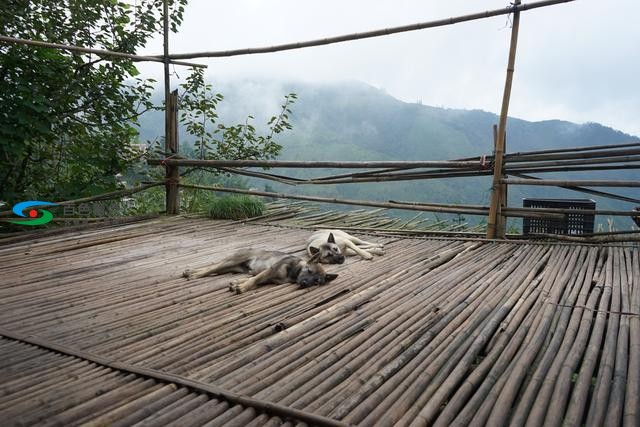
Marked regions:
[4,0,637,239]
[143,140,640,235]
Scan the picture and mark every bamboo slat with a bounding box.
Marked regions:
[1,218,638,425]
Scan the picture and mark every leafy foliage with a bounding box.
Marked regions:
[178,67,297,163]
[0,0,187,203]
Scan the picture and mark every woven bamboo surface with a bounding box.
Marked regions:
[0,215,638,426]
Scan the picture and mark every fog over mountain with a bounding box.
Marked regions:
[138,79,640,230]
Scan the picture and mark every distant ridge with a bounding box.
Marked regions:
[137,79,640,229]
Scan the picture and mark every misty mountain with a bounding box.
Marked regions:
[137,79,640,230]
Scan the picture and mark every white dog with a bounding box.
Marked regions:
[306,229,385,263]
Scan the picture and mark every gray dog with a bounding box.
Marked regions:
[183,249,338,294]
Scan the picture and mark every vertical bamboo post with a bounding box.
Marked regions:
[493,125,508,238]
[500,169,508,238]
[163,0,179,214]
[486,0,521,239]
[166,90,180,214]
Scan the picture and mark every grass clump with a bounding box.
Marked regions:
[206,196,265,220]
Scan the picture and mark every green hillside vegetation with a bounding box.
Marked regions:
[137,79,640,230]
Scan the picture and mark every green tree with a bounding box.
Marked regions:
[0,0,187,202]
[177,67,297,162]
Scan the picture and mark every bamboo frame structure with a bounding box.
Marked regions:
[159,0,576,60]
[503,178,640,187]
[176,183,567,220]
[0,35,206,68]
[148,159,483,169]
[487,0,521,239]
[4,1,640,424]
[5,0,635,238]
[142,137,640,232]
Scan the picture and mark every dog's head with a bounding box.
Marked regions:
[309,232,345,264]
[296,252,339,288]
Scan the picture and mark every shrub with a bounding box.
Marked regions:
[206,196,265,220]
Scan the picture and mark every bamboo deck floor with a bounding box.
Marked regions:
[0,215,638,426]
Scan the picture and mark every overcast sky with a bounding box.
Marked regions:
[139,0,640,137]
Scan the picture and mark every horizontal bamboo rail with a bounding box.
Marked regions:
[148,158,482,169]
[504,147,640,163]
[503,178,640,187]
[456,141,640,161]
[0,35,207,68]
[504,141,640,157]
[391,199,640,218]
[509,172,640,204]
[159,0,576,59]
[175,183,565,220]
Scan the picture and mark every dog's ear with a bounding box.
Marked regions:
[309,251,321,263]
[328,233,336,244]
[309,246,319,255]
[324,273,338,282]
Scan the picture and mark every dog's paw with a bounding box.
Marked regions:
[182,269,193,279]
[363,253,374,260]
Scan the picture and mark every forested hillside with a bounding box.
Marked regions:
[138,79,640,230]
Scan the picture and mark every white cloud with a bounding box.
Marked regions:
[139,0,640,137]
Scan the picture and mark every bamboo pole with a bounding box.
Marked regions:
[165,90,180,214]
[503,178,640,187]
[176,182,565,220]
[496,125,508,238]
[512,248,595,426]
[0,35,207,68]
[509,172,640,204]
[163,1,176,215]
[487,0,521,239]
[0,329,348,427]
[624,248,640,426]
[3,218,638,424]
[456,141,640,161]
[148,158,482,169]
[508,154,640,169]
[505,147,640,163]
[160,0,576,59]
